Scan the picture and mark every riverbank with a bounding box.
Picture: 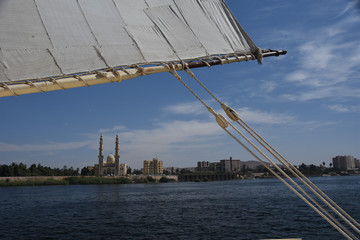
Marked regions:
[0,175,178,187]
[1,173,358,187]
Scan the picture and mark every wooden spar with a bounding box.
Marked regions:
[0,50,286,98]
[185,49,287,69]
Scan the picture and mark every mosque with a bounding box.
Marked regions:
[94,134,127,176]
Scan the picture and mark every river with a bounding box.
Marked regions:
[0,176,359,239]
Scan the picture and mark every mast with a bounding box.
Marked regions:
[115,134,120,176]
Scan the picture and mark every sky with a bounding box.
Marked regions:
[1,0,360,170]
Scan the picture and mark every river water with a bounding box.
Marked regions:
[0,176,359,240]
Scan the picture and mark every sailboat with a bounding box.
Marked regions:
[0,0,358,239]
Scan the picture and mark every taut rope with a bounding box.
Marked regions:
[165,64,360,240]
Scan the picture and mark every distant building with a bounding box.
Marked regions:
[355,158,360,168]
[220,157,241,172]
[143,158,163,175]
[197,161,210,172]
[332,155,356,170]
[198,157,241,173]
[240,160,263,170]
[94,134,127,176]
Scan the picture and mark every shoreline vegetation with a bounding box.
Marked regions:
[1,172,359,187]
[0,176,177,187]
[1,162,359,187]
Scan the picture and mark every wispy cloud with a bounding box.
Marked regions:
[283,10,360,102]
[163,101,206,115]
[236,107,295,125]
[282,86,360,102]
[235,107,336,131]
[164,102,335,131]
[259,5,290,14]
[102,120,223,153]
[163,102,299,125]
[99,125,127,133]
[328,104,360,113]
[339,0,360,16]
[0,140,92,153]
[259,80,278,93]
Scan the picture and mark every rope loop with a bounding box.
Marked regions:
[120,67,133,79]
[196,58,211,67]
[183,61,196,79]
[50,78,66,90]
[213,56,223,65]
[228,53,240,62]
[74,75,90,87]
[242,53,249,61]
[163,62,180,80]
[132,64,145,76]
[249,53,256,61]
[223,55,231,64]
[95,71,108,78]
[108,67,120,82]
[26,80,45,92]
[1,83,19,96]
[162,62,171,71]
[180,60,188,71]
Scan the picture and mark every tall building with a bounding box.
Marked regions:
[143,158,163,175]
[220,157,241,172]
[98,134,104,176]
[115,134,120,176]
[95,134,127,176]
[355,158,360,168]
[332,155,356,170]
[198,157,241,173]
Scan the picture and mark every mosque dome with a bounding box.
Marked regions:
[107,154,115,164]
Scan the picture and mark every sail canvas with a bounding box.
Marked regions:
[0,0,259,85]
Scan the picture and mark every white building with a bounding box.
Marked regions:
[332,155,356,170]
[95,134,127,176]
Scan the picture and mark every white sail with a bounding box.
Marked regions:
[0,0,259,85]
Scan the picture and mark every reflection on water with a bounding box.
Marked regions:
[0,176,359,239]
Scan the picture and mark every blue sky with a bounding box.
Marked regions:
[1,0,360,170]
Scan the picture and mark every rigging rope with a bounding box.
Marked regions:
[165,63,360,240]
[183,64,360,236]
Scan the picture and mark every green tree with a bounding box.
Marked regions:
[19,163,29,176]
[12,162,20,176]
[298,163,309,175]
[29,164,38,176]
[132,169,143,175]
[0,165,11,177]
[81,167,90,176]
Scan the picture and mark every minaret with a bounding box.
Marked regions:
[115,134,121,176]
[98,134,104,176]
